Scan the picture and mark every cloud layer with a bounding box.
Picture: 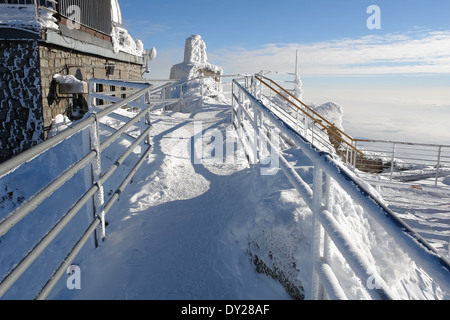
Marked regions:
[210,30,450,76]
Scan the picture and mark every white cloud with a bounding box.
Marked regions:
[209,30,450,76]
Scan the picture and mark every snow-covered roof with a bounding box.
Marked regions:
[111,0,123,25]
[0,1,144,57]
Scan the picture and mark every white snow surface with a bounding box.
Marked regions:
[0,80,449,300]
[48,100,293,300]
[111,24,144,57]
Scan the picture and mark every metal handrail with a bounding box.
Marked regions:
[232,79,450,300]
[354,139,450,185]
[0,79,167,299]
[355,138,450,149]
[255,76,362,157]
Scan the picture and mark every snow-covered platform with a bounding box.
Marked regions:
[48,100,294,300]
[44,93,449,300]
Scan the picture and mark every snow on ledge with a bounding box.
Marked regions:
[53,74,87,94]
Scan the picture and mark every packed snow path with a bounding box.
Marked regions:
[50,102,292,300]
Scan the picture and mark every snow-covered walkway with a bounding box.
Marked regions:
[49,102,292,300]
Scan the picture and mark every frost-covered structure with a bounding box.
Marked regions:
[0,0,148,163]
[170,35,223,81]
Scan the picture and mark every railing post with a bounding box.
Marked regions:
[200,76,204,108]
[435,146,442,187]
[253,103,260,163]
[311,165,325,300]
[88,79,97,108]
[89,113,105,244]
[390,143,396,179]
[323,175,333,262]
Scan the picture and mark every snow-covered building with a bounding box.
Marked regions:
[0,0,147,163]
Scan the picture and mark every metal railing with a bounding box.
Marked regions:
[251,75,362,167]
[232,79,450,300]
[164,75,230,101]
[0,1,57,13]
[0,0,57,35]
[354,139,450,186]
[250,76,450,187]
[0,79,176,300]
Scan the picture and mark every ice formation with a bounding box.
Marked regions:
[310,101,345,131]
[109,0,144,56]
[170,35,223,81]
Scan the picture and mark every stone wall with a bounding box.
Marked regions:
[0,40,44,163]
[0,39,142,163]
[39,43,142,135]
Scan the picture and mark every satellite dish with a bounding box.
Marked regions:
[142,47,157,75]
[147,47,157,61]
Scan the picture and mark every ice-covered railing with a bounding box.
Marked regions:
[354,139,450,186]
[251,75,363,167]
[232,79,450,299]
[163,75,234,103]
[0,0,58,34]
[0,0,56,9]
[0,79,177,300]
[251,76,450,187]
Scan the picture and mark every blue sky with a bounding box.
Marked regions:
[120,0,450,47]
[118,0,450,143]
[119,1,450,78]
[120,1,450,58]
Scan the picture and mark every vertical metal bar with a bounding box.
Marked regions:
[232,82,236,126]
[323,175,333,264]
[254,103,259,163]
[311,165,324,300]
[88,79,96,108]
[145,110,151,146]
[390,143,396,180]
[200,76,204,108]
[435,146,442,187]
[89,114,105,243]
[34,0,39,19]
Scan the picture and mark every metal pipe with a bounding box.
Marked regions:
[0,80,155,299]
[0,85,152,179]
[36,145,152,300]
[0,184,98,299]
[102,146,152,218]
[317,262,348,300]
[99,105,152,152]
[99,125,152,186]
[317,208,394,300]
[0,150,97,237]
[35,216,101,300]
[436,146,442,187]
